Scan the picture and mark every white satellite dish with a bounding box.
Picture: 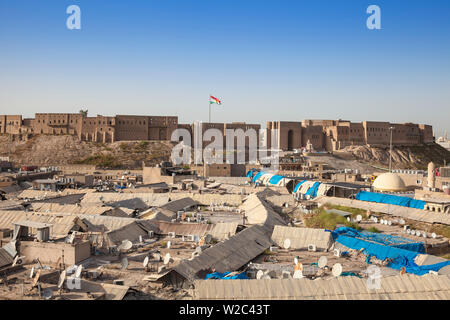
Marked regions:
[195,246,202,254]
[410,230,416,236]
[143,256,149,268]
[30,266,35,279]
[373,217,378,223]
[58,270,66,289]
[356,215,362,222]
[43,289,53,300]
[205,234,212,244]
[431,233,437,239]
[346,217,351,222]
[416,231,421,237]
[118,240,132,251]
[422,232,427,238]
[75,265,83,278]
[383,220,388,225]
[318,256,328,269]
[380,219,384,224]
[256,270,264,279]
[153,252,161,261]
[293,270,303,279]
[406,229,411,234]
[262,275,271,280]
[163,253,171,265]
[332,263,343,277]
[283,239,291,249]
[167,241,171,249]
[388,220,392,226]
[121,257,129,269]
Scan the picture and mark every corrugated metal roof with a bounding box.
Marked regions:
[240,193,286,231]
[314,196,450,226]
[18,189,89,200]
[31,203,114,215]
[164,224,273,283]
[159,197,200,213]
[193,274,450,300]
[106,221,148,245]
[271,225,333,251]
[81,193,170,209]
[148,221,214,236]
[209,222,238,241]
[0,210,82,238]
[0,247,13,268]
[79,215,137,232]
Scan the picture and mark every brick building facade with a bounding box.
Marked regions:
[267,119,434,151]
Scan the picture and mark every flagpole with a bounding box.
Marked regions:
[209,101,211,123]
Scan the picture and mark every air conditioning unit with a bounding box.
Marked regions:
[168,232,176,238]
[308,244,317,252]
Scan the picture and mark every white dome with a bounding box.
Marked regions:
[372,173,406,192]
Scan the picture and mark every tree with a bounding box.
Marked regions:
[79,109,88,117]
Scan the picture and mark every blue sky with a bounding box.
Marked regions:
[0,0,449,136]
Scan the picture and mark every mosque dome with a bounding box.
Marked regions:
[372,173,407,192]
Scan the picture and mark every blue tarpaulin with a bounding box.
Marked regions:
[355,191,426,209]
[332,227,450,275]
[246,169,258,178]
[293,180,307,193]
[205,271,249,280]
[305,182,321,198]
[269,175,284,185]
[252,171,265,183]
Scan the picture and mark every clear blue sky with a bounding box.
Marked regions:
[0,0,449,136]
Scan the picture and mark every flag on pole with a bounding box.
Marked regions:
[209,95,222,105]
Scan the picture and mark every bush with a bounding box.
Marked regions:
[367,226,381,233]
[304,209,361,231]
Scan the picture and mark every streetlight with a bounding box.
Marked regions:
[389,127,395,173]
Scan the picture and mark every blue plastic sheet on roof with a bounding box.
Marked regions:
[246,169,258,178]
[293,180,307,193]
[252,171,265,183]
[305,182,321,198]
[355,191,426,209]
[269,175,284,185]
[205,271,249,280]
[332,227,450,275]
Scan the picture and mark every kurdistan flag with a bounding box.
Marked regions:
[209,95,222,105]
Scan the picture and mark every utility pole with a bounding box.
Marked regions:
[389,127,394,173]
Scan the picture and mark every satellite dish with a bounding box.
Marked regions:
[283,239,291,249]
[262,275,271,280]
[195,246,202,254]
[293,270,303,279]
[346,217,351,222]
[121,258,129,269]
[43,289,53,300]
[12,255,19,267]
[318,256,328,269]
[380,219,384,224]
[118,240,132,252]
[68,233,76,244]
[416,231,421,237]
[431,233,437,239]
[143,256,149,268]
[406,229,411,234]
[410,230,416,236]
[422,232,427,238]
[384,220,388,225]
[332,263,343,277]
[294,256,299,265]
[387,220,392,226]
[167,241,171,249]
[373,217,378,223]
[153,253,161,261]
[399,219,405,225]
[163,253,171,265]
[205,234,212,244]
[58,270,66,289]
[30,266,35,279]
[75,265,83,278]
[356,215,362,222]
[256,270,264,279]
